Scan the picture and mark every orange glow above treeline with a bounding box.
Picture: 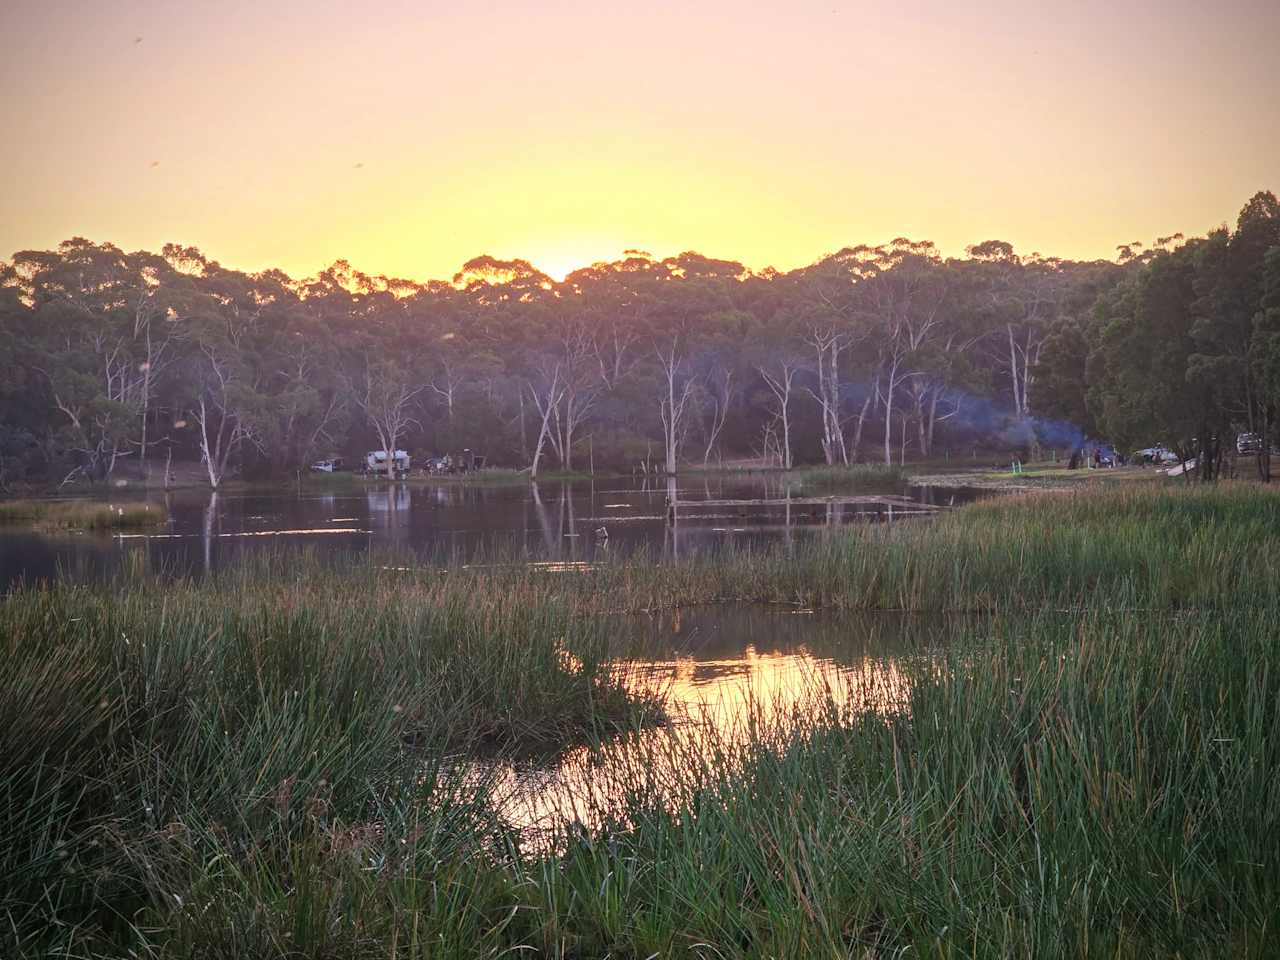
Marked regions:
[1,1,1277,283]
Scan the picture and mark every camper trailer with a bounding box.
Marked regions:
[364,449,411,479]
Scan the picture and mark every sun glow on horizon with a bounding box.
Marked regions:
[529,246,638,283]
[0,1,1276,279]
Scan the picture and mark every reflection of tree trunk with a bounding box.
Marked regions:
[202,492,219,572]
[664,474,679,560]
[564,484,576,559]
[529,481,557,555]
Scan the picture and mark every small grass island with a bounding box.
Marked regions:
[0,499,168,531]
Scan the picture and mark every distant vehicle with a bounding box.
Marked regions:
[365,449,411,479]
[1132,446,1181,465]
[1237,432,1262,454]
[310,457,345,473]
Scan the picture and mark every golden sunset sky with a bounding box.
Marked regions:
[2,0,1277,281]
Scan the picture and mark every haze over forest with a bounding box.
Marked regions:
[2,0,1278,487]
[1,189,1277,488]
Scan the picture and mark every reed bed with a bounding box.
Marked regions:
[792,462,909,491]
[0,498,167,529]
[428,481,1280,615]
[3,482,1279,956]
[0,565,660,956]
[525,607,1280,957]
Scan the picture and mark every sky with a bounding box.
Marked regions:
[1,0,1277,282]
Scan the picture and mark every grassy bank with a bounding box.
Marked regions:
[528,482,1280,614]
[0,498,167,530]
[790,462,908,491]
[0,564,662,956]
[4,483,1280,956]
[523,605,1280,956]
[908,463,1166,490]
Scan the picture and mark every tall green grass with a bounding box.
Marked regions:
[558,482,1280,612]
[4,482,1280,956]
[526,606,1280,956]
[102,606,1280,958]
[0,562,660,956]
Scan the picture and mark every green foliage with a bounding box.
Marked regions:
[1042,190,1280,474]
[18,200,1277,489]
[0,561,660,955]
[4,486,1280,955]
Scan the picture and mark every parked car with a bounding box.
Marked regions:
[1132,446,1180,465]
[310,457,345,473]
[1237,432,1262,454]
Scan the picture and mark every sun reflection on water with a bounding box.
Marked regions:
[492,635,913,842]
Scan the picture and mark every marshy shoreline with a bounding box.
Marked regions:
[0,498,167,531]
[4,484,1279,957]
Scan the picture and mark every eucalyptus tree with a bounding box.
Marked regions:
[791,251,873,465]
[688,309,753,468]
[850,240,950,465]
[1251,245,1280,480]
[1086,241,1213,471]
[10,239,160,483]
[754,317,806,470]
[639,254,741,473]
[180,261,287,488]
[1188,191,1280,473]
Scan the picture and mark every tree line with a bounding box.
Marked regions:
[1037,190,1280,480]
[0,190,1274,489]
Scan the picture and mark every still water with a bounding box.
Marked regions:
[494,605,943,839]
[2,478,977,837]
[0,475,985,588]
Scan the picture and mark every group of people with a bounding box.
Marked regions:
[1066,447,1122,470]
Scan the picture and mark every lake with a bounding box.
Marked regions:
[0,474,987,588]
[1,475,982,848]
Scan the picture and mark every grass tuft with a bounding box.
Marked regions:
[0,498,167,530]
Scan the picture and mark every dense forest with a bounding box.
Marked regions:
[0,191,1276,489]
